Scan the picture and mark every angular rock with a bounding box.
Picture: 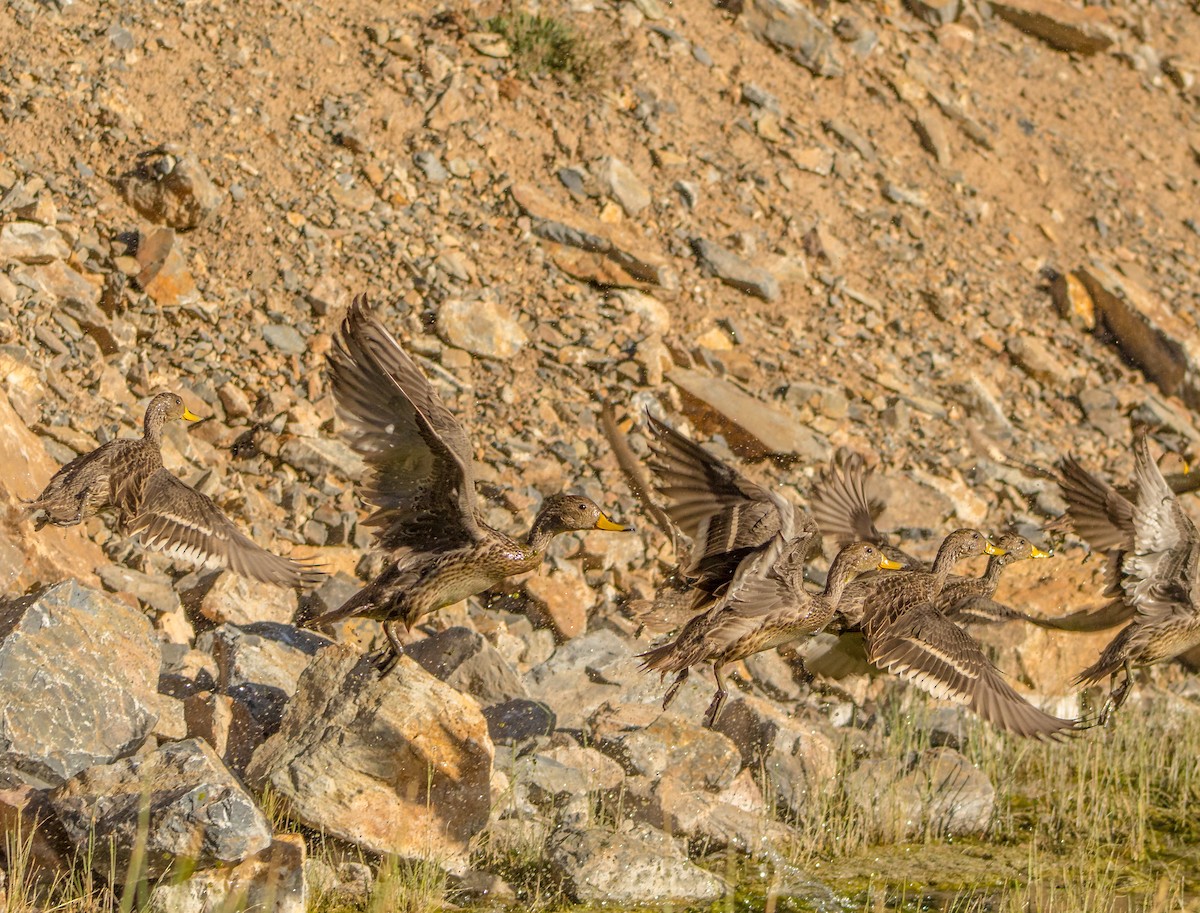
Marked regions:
[740,0,843,78]
[263,324,308,355]
[548,822,726,905]
[590,705,742,790]
[0,580,160,788]
[691,238,780,302]
[16,260,101,307]
[636,774,793,853]
[114,146,224,230]
[524,563,595,640]
[540,744,626,791]
[436,297,528,359]
[597,156,651,216]
[0,221,70,264]
[246,646,493,868]
[198,623,332,733]
[990,0,1116,54]
[49,739,272,880]
[525,629,634,728]
[150,835,305,913]
[135,227,200,308]
[847,747,994,841]
[511,183,676,289]
[406,626,529,705]
[668,367,830,461]
[279,435,365,481]
[905,0,959,26]
[195,571,299,627]
[1006,335,1073,386]
[98,563,181,615]
[1076,261,1200,411]
[483,699,557,744]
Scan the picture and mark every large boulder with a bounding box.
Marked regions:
[150,834,305,913]
[246,646,493,869]
[48,738,272,880]
[0,580,160,788]
[405,626,529,706]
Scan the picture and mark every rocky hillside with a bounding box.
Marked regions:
[2,0,1200,908]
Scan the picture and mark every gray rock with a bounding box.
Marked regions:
[0,580,160,788]
[246,646,493,868]
[635,774,794,853]
[847,747,995,840]
[668,367,831,461]
[548,822,726,905]
[150,835,306,913]
[483,699,557,744]
[597,156,651,216]
[740,0,843,77]
[280,435,365,480]
[48,739,272,880]
[904,0,959,26]
[406,626,529,705]
[0,221,70,263]
[198,623,332,733]
[525,629,633,728]
[691,238,780,301]
[436,297,527,359]
[540,744,626,791]
[590,705,742,790]
[263,324,308,355]
[97,564,181,615]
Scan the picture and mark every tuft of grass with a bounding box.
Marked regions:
[485,7,602,83]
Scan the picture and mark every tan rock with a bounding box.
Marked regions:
[114,146,223,230]
[246,646,493,868]
[198,571,299,627]
[184,692,264,775]
[136,227,200,308]
[524,563,595,640]
[1051,270,1096,331]
[151,835,306,913]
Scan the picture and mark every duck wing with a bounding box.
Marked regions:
[1124,434,1200,619]
[810,450,884,547]
[1053,454,1134,551]
[867,602,1077,740]
[127,469,325,587]
[646,414,799,591]
[328,296,484,551]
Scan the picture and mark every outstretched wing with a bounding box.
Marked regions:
[1053,454,1134,551]
[867,603,1078,740]
[810,450,884,547]
[1124,434,1200,619]
[328,295,483,551]
[128,469,325,588]
[645,414,798,591]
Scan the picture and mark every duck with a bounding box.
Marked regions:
[639,538,900,727]
[860,529,1079,740]
[937,533,1054,625]
[24,392,324,588]
[303,296,631,669]
[1073,434,1200,723]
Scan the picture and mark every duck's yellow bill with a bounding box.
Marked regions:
[594,514,630,532]
[1030,545,1052,559]
[878,556,903,570]
[984,541,1007,556]
[182,408,203,422]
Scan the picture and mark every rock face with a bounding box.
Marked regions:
[548,822,727,905]
[405,626,529,706]
[48,739,272,880]
[246,646,493,868]
[0,580,160,788]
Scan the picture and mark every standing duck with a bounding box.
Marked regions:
[25,392,323,588]
[640,537,900,726]
[861,529,1079,740]
[304,296,630,668]
[1074,434,1200,723]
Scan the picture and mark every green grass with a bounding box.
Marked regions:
[485,7,602,83]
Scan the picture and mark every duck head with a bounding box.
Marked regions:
[527,494,630,547]
[143,392,202,441]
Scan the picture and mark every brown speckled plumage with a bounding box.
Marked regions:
[25,392,323,588]
[305,296,629,668]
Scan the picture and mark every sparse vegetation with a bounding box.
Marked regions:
[485,6,602,83]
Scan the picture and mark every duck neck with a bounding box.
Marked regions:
[929,544,961,590]
[524,511,562,554]
[142,406,166,445]
[821,555,859,604]
[978,555,1009,594]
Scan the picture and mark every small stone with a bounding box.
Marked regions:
[135,227,200,308]
[1051,270,1096,331]
[524,563,595,640]
[436,297,528,359]
[597,156,652,217]
[691,238,780,301]
[740,0,843,78]
[262,323,308,355]
[1007,335,1072,386]
[904,0,959,27]
[114,146,224,230]
[16,260,101,306]
[0,221,70,263]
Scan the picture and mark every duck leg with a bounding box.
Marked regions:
[703,663,729,728]
[370,621,406,675]
[1098,662,1133,727]
[662,668,688,710]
